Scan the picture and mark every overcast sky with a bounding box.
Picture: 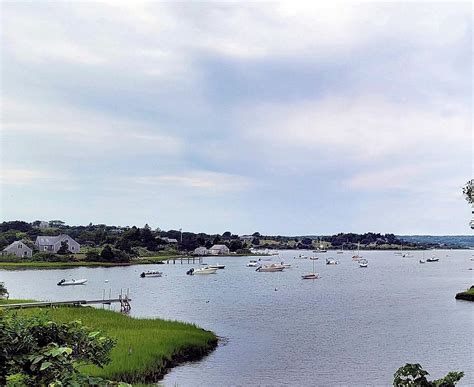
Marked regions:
[1,2,472,235]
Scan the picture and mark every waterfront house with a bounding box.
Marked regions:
[35,234,80,253]
[32,220,50,229]
[2,240,33,258]
[239,235,254,242]
[194,246,209,255]
[209,244,230,255]
[161,237,178,244]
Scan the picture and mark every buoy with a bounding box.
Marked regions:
[274,288,278,291]
[104,280,108,283]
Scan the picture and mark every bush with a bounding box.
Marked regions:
[0,313,117,386]
[0,254,22,263]
[393,363,464,386]
[32,252,72,262]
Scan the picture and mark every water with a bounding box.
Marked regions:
[1,250,473,386]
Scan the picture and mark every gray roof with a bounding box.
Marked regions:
[3,240,32,251]
[36,234,76,245]
[210,244,229,250]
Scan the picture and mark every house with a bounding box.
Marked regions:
[194,246,209,256]
[209,244,230,255]
[239,235,254,242]
[2,240,33,258]
[161,237,178,244]
[35,234,80,254]
[32,220,49,229]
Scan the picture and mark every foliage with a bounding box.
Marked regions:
[462,179,473,204]
[0,282,9,299]
[57,240,69,255]
[32,252,71,262]
[0,313,116,386]
[393,363,463,386]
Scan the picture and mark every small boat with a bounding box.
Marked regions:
[326,258,338,265]
[140,271,162,278]
[208,264,225,269]
[309,256,319,260]
[256,264,284,272]
[402,253,414,258]
[302,273,319,280]
[247,260,259,267]
[426,257,439,262]
[57,279,87,286]
[352,242,362,260]
[419,259,426,264]
[280,262,292,268]
[302,257,319,279]
[193,266,218,275]
[359,259,368,268]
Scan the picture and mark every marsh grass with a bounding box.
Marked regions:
[2,304,217,383]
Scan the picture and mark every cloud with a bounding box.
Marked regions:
[0,168,65,186]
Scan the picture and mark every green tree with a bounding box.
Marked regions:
[57,240,69,255]
[462,179,473,204]
[0,282,8,299]
[393,363,463,386]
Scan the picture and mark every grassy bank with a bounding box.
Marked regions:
[455,286,474,302]
[0,301,218,383]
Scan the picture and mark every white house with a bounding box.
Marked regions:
[2,240,33,258]
[193,246,209,255]
[209,244,230,255]
[35,234,80,254]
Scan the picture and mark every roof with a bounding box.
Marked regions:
[3,240,32,251]
[36,234,76,245]
[210,244,229,250]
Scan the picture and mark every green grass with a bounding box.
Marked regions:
[1,303,217,383]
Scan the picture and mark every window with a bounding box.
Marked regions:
[72,246,75,250]
[18,244,23,248]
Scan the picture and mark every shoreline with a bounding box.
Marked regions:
[455,286,474,302]
[0,299,218,383]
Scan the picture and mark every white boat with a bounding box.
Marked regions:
[309,256,319,260]
[302,257,319,279]
[208,264,225,269]
[326,258,338,265]
[402,253,414,258]
[359,259,368,268]
[57,279,87,286]
[140,270,162,278]
[419,259,426,264]
[256,264,284,272]
[280,262,292,268]
[426,256,439,262]
[192,266,218,275]
[247,260,259,267]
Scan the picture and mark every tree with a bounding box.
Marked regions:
[229,240,243,252]
[252,232,261,237]
[100,245,115,261]
[57,240,69,255]
[222,231,232,238]
[462,179,473,204]
[0,282,8,299]
[393,363,463,386]
[49,220,65,228]
[0,314,116,386]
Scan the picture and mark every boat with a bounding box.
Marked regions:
[247,260,259,267]
[326,257,338,265]
[208,264,225,269]
[302,256,319,279]
[359,259,368,268]
[192,266,218,275]
[394,243,403,255]
[419,259,426,264]
[309,256,319,260]
[140,270,162,278]
[280,262,292,268]
[336,246,343,254]
[402,253,414,258]
[57,279,87,286]
[256,264,284,272]
[352,242,362,260]
[426,256,439,262]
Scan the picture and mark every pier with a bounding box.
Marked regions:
[166,256,203,264]
[0,292,132,312]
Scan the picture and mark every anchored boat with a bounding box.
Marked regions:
[57,279,87,286]
[140,270,163,278]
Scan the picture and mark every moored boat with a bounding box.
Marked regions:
[140,270,162,278]
[57,279,87,286]
[256,264,285,272]
[326,258,338,265]
[193,266,218,275]
[247,260,259,267]
[302,273,319,280]
[208,264,225,269]
[359,259,368,268]
[426,256,439,262]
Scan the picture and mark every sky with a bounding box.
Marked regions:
[0,1,472,235]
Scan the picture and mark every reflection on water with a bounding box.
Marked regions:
[1,250,473,386]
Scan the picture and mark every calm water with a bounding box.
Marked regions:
[1,249,473,386]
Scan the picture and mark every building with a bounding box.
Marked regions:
[239,235,254,242]
[32,220,49,229]
[35,234,80,254]
[193,246,209,255]
[2,240,33,258]
[161,237,178,244]
[209,244,230,255]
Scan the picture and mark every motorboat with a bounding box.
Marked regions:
[247,260,259,267]
[359,259,368,268]
[280,262,292,268]
[193,266,218,275]
[402,253,414,258]
[57,279,87,286]
[208,264,225,269]
[426,257,439,262]
[140,270,162,278]
[419,259,426,264]
[309,256,319,260]
[256,264,284,272]
[326,258,338,265]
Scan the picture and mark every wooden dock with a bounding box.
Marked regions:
[0,294,132,312]
[166,256,203,264]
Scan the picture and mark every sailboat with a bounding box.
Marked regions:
[302,257,319,279]
[394,243,403,255]
[352,242,362,260]
[337,245,344,254]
